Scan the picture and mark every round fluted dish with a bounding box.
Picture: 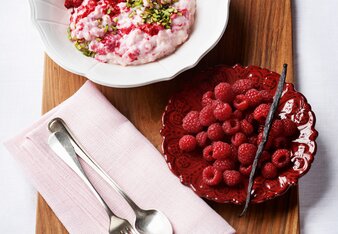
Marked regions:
[161,64,318,204]
[28,0,230,88]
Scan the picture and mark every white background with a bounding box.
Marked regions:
[0,0,337,233]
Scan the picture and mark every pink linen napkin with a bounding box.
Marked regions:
[4,81,235,234]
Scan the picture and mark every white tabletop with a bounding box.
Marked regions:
[0,0,337,233]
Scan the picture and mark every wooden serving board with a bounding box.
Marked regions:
[38,0,298,233]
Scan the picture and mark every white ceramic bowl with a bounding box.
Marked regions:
[29,0,230,87]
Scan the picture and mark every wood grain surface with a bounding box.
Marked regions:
[38,0,298,233]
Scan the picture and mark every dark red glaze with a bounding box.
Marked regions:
[160,64,318,204]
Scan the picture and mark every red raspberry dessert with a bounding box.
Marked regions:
[231,132,247,147]
[182,111,203,133]
[201,91,214,107]
[214,82,234,103]
[245,89,263,107]
[212,141,231,160]
[213,159,235,172]
[272,149,290,168]
[253,104,271,123]
[223,170,241,186]
[232,79,254,94]
[213,103,232,121]
[202,166,222,186]
[261,162,278,179]
[222,119,241,135]
[199,105,217,126]
[196,131,209,148]
[177,77,300,190]
[233,94,250,111]
[178,135,197,152]
[238,143,257,165]
[207,123,224,141]
[203,145,214,161]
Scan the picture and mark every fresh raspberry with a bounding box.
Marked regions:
[245,113,255,123]
[248,136,258,145]
[64,0,73,8]
[222,119,241,135]
[196,131,209,148]
[178,135,197,152]
[212,141,232,160]
[213,159,235,172]
[199,105,217,126]
[273,137,289,149]
[230,145,238,159]
[282,119,299,136]
[272,149,291,168]
[207,123,224,141]
[240,119,254,136]
[270,119,284,137]
[260,90,273,103]
[182,111,203,133]
[73,0,83,7]
[223,170,241,186]
[258,150,271,167]
[233,94,250,111]
[213,103,232,121]
[245,89,263,107]
[211,99,223,108]
[201,91,214,107]
[239,164,252,176]
[202,166,222,186]
[238,143,257,165]
[203,145,214,161]
[64,0,83,8]
[232,79,254,94]
[253,104,271,123]
[257,132,273,150]
[214,82,234,103]
[231,132,247,147]
[232,110,244,120]
[261,162,278,179]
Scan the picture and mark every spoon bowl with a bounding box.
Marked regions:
[135,209,173,234]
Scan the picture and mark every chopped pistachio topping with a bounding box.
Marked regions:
[104,24,109,32]
[126,0,143,8]
[74,40,96,57]
[126,0,179,28]
[142,5,178,28]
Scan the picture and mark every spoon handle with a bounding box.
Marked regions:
[48,132,114,217]
[48,118,142,214]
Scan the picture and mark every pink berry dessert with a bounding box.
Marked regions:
[64,0,196,66]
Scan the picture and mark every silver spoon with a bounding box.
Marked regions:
[48,118,173,234]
